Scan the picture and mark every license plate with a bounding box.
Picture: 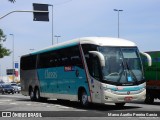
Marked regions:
[124,97,133,101]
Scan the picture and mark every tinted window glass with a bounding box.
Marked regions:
[37,45,83,69]
[21,55,37,70]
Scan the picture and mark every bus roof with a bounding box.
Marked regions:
[145,51,160,54]
[30,37,137,55]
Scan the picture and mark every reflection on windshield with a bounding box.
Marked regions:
[99,47,143,85]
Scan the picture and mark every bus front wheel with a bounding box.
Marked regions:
[80,90,89,107]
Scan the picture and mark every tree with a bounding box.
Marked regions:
[0,0,15,58]
[0,29,11,58]
[8,0,16,3]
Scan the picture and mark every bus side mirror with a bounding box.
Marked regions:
[89,51,105,67]
[140,52,152,66]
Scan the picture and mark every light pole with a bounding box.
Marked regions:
[114,9,123,38]
[48,4,54,45]
[9,34,14,82]
[54,35,61,44]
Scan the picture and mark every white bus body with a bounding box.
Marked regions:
[20,37,146,107]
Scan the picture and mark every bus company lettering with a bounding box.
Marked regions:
[45,70,57,79]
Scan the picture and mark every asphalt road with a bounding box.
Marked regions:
[0,93,160,120]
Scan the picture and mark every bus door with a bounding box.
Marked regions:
[87,55,102,103]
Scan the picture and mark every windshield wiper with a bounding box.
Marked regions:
[125,61,138,84]
[117,61,126,84]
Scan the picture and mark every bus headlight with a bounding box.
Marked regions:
[106,89,113,93]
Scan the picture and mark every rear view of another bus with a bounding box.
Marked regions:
[142,51,160,104]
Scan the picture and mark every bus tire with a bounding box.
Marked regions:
[35,87,40,101]
[80,90,89,107]
[29,87,35,101]
[145,93,154,104]
[115,103,125,108]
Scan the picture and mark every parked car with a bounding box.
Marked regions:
[10,83,21,93]
[0,84,15,94]
[0,80,4,84]
[17,83,21,92]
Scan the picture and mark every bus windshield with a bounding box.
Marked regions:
[99,47,143,85]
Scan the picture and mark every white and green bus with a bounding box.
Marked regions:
[20,37,146,107]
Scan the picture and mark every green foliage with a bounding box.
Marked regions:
[0,45,11,58]
[0,29,11,58]
[0,0,15,58]
[0,29,6,42]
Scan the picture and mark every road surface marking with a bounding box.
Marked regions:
[10,103,17,105]
[26,104,31,106]
[0,99,12,102]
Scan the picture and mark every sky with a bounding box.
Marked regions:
[0,0,160,76]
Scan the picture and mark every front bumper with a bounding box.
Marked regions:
[101,89,146,103]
